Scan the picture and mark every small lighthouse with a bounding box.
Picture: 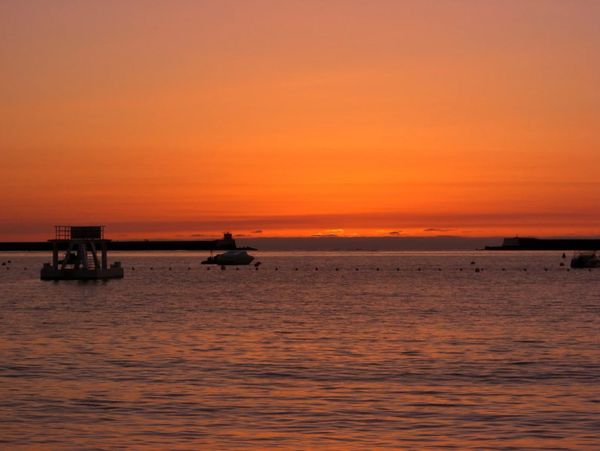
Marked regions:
[40,226,124,280]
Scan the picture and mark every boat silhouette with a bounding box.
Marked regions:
[201,250,255,265]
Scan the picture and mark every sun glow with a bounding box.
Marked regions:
[2,1,600,240]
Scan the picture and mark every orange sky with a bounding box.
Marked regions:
[1,0,600,240]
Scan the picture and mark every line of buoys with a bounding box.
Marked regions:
[13,264,585,273]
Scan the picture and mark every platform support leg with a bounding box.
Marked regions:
[101,242,107,269]
[52,242,59,269]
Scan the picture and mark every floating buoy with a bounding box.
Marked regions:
[207,267,211,271]
[544,268,548,271]
[376,268,380,271]
[150,267,153,270]
[168,267,172,271]
[475,268,480,272]
[438,268,442,271]
[275,267,278,271]
[221,266,226,270]
[295,268,298,271]
[562,253,566,259]
[417,268,421,271]
[236,267,239,271]
[523,268,527,271]
[459,268,463,271]
[355,268,359,271]
[187,267,191,270]
[559,262,565,267]
[335,268,339,271]
[470,261,475,265]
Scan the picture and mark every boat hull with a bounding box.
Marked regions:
[201,258,254,266]
[201,251,255,265]
[570,255,600,269]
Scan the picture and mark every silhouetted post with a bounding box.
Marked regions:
[52,242,59,269]
[101,241,108,270]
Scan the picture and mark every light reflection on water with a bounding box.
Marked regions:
[0,251,599,449]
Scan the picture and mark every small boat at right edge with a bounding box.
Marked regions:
[570,251,600,269]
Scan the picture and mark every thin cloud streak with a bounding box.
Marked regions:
[2,209,600,240]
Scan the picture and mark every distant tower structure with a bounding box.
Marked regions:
[40,226,124,280]
[215,232,237,250]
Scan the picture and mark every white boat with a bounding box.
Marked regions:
[201,250,255,265]
[570,251,600,269]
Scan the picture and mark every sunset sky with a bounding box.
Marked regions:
[1,0,599,240]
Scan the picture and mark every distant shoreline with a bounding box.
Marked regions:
[0,240,249,252]
[3,236,599,252]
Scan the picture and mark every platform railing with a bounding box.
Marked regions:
[54,226,105,240]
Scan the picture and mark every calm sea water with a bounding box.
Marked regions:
[1,251,599,449]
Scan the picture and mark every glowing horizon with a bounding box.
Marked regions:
[2,1,600,241]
